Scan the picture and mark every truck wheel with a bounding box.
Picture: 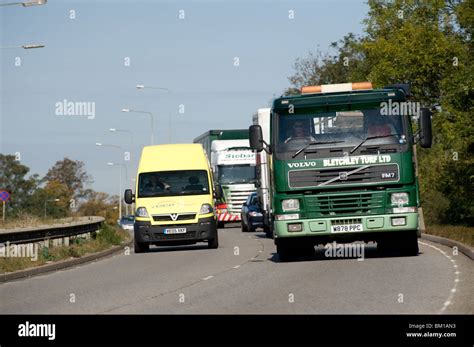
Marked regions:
[241,221,248,232]
[134,238,149,253]
[264,225,273,239]
[208,230,219,249]
[399,230,419,256]
[277,243,296,262]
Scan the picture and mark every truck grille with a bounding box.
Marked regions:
[289,164,399,188]
[305,192,385,217]
[154,231,196,240]
[152,213,196,222]
[225,187,256,214]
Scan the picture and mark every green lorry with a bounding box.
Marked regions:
[249,82,432,261]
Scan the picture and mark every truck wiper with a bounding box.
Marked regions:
[350,134,398,154]
[292,141,344,158]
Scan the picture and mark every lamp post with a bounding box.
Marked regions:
[121,108,155,145]
[44,198,60,219]
[0,0,47,7]
[107,162,128,218]
[136,85,171,142]
[0,44,45,49]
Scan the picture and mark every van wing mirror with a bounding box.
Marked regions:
[124,189,135,204]
[419,108,432,148]
[249,125,264,152]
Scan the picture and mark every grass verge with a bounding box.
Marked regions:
[0,224,130,274]
[425,224,474,248]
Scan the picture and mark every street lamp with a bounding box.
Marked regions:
[107,162,129,219]
[121,108,155,145]
[0,44,45,49]
[0,0,47,7]
[43,198,59,219]
[136,85,172,142]
[108,128,134,148]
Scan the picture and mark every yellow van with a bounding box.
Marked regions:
[124,144,219,253]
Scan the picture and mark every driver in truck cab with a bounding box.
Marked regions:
[284,120,316,143]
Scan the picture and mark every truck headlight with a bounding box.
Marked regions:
[199,203,213,214]
[282,199,300,212]
[275,213,299,221]
[136,207,149,217]
[391,193,409,205]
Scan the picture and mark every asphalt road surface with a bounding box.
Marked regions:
[1,224,473,314]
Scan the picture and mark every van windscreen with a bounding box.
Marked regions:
[138,170,210,198]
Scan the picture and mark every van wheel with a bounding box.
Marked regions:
[217,221,225,229]
[134,238,149,253]
[208,230,219,249]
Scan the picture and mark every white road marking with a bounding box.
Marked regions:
[419,241,460,314]
[202,275,213,281]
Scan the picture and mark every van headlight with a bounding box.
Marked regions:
[282,199,300,212]
[136,207,149,217]
[391,193,409,205]
[199,203,213,214]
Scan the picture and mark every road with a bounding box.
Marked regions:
[1,224,473,314]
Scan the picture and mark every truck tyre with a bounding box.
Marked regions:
[241,221,248,232]
[264,225,273,239]
[134,238,149,253]
[399,230,419,256]
[208,230,219,249]
[277,243,296,262]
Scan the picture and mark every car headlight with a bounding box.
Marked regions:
[249,211,262,217]
[199,203,213,214]
[282,199,300,211]
[136,207,149,217]
[391,193,409,205]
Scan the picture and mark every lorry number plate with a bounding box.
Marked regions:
[164,228,186,234]
[331,224,363,233]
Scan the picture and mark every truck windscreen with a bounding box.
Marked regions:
[274,109,409,160]
[138,170,210,198]
[218,165,256,185]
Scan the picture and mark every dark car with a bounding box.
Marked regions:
[241,192,264,232]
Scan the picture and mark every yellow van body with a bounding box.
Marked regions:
[131,144,218,252]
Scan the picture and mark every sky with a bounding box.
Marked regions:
[0,0,368,195]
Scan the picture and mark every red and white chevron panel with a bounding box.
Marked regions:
[217,213,241,222]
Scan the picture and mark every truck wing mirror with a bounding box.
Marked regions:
[214,185,223,200]
[124,189,135,204]
[249,125,264,152]
[419,108,432,148]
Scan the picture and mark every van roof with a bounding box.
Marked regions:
[138,144,208,172]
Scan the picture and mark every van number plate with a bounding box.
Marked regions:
[331,224,363,233]
[164,228,186,234]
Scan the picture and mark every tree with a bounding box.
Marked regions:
[0,154,39,215]
[77,191,119,225]
[43,158,92,201]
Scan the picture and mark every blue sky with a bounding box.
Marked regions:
[0,0,368,195]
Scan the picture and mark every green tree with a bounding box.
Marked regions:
[0,154,39,216]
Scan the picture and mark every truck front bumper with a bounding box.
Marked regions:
[134,217,217,245]
[274,213,418,243]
